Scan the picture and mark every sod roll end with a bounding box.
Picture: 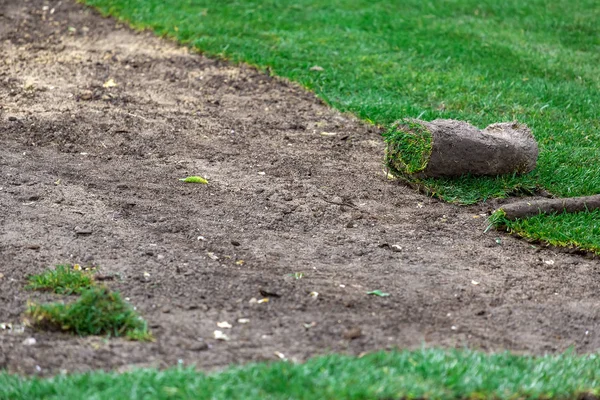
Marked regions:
[385,119,538,178]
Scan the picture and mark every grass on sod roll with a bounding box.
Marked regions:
[2,349,600,399]
[26,286,153,341]
[25,264,95,295]
[384,119,433,176]
[77,0,600,251]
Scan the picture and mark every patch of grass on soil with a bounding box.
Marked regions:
[78,0,600,252]
[26,286,152,341]
[2,349,600,399]
[25,264,95,295]
[490,208,600,253]
[24,264,151,340]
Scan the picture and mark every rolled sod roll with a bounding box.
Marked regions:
[495,194,600,221]
[384,119,538,178]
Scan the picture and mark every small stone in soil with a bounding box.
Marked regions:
[188,342,209,352]
[231,240,241,246]
[343,327,362,340]
[79,90,93,100]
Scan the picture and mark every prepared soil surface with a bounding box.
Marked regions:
[1,0,599,377]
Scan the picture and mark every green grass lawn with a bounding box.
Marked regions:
[78,0,600,252]
[2,349,600,399]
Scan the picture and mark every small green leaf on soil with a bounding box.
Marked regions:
[367,290,390,297]
[292,272,304,280]
[179,176,208,184]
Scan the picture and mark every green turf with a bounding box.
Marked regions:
[2,349,600,399]
[491,208,600,253]
[77,0,600,251]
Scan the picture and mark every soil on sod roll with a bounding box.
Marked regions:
[1,0,599,377]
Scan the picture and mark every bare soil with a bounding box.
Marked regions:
[1,0,599,377]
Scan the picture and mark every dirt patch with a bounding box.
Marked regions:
[1,0,599,376]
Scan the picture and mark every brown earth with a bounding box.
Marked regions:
[1,0,599,377]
